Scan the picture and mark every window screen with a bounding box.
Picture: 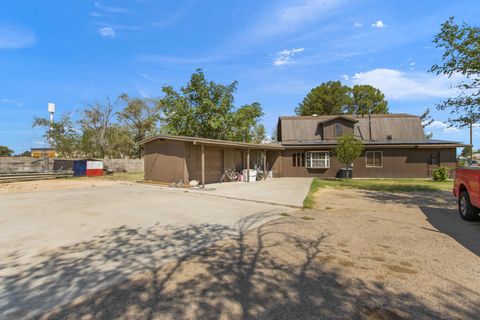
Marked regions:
[366,151,382,167]
[335,123,343,138]
[306,152,330,168]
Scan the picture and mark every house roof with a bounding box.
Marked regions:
[138,134,284,150]
[278,113,427,142]
[317,115,359,124]
[281,138,468,148]
[279,113,417,120]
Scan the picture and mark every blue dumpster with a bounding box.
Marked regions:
[73,160,87,177]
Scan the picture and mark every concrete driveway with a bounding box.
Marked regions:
[0,178,310,319]
[192,178,312,208]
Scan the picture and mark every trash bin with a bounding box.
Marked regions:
[337,168,353,179]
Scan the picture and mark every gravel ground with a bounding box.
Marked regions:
[37,187,480,320]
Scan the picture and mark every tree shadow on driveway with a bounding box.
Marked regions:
[360,190,480,257]
[2,210,473,319]
[0,211,278,319]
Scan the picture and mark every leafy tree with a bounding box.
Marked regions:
[0,145,14,157]
[460,146,472,158]
[117,94,159,158]
[430,17,480,146]
[296,81,352,115]
[32,113,79,157]
[334,134,364,179]
[19,151,31,157]
[80,97,116,158]
[347,84,388,115]
[420,108,434,139]
[106,124,135,158]
[159,69,265,142]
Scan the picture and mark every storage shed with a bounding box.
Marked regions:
[139,135,284,187]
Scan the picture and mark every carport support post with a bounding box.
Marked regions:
[264,149,267,178]
[247,148,250,182]
[201,144,205,188]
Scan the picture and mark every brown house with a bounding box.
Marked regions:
[140,113,466,185]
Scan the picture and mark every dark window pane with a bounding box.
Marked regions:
[374,152,382,167]
[335,123,343,138]
[366,152,373,166]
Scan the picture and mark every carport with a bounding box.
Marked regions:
[139,135,284,187]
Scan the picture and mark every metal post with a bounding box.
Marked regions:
[264,149,267,179]
[201,144,205,188]
[247,149,250,182]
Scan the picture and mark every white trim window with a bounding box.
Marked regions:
[306,151,330,169]
[366,151,383,168]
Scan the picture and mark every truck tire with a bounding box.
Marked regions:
[459,191,479,221]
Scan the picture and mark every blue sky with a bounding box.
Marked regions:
[1,0,479,153]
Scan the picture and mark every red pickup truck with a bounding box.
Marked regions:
[453,167,480,221]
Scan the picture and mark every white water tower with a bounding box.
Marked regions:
[48,102,55,125]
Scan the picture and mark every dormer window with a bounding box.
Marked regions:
[335,123,343,138]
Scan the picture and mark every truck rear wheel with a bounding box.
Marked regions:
[459,191,479,221]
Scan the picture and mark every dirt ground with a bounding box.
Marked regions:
[38,187,480,320]
[0,178,119,193]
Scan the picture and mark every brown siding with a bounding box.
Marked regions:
[281,147,457,178]
[186,145,224,184]
[267,150,283,177]
[144,140,187,183]
[322,119,355,140]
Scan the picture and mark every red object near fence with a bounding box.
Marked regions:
[86,161,103,177]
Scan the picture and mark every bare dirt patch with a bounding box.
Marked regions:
[0,178,121,194]
[39,187,480,319]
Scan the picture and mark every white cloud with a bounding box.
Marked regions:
[425,120,460,134]
[349,68,461,100]
[94,1,132,13]
[0,25,35,49]
[353,22,362,27]
[90,12,109,17]
[0,99,23,107]
[98,27,116,38]
[251,0,345,40]
[341,74,349,80]
[371,20,385,28]
[273,48,305,66]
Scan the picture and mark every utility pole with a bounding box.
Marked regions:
[470,120,473,159]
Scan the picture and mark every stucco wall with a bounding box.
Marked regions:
[0,157,53,173]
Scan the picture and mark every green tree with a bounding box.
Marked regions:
[32,113,79,157]
[80,97,116,158]
[106,124,135,158]
[296,81,352,115]
[0,145,14,157]
[420,108,434,139]
[430,17,480,147]
[19,151,31,157]
[460,146,472,158]
[159,69,266,142]
[117,94,159,158]
[334,134,364,179]
[347,84,388,115]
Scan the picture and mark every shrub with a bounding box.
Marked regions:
[432,167,448,181]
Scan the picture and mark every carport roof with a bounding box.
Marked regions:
[138,134,285,150]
